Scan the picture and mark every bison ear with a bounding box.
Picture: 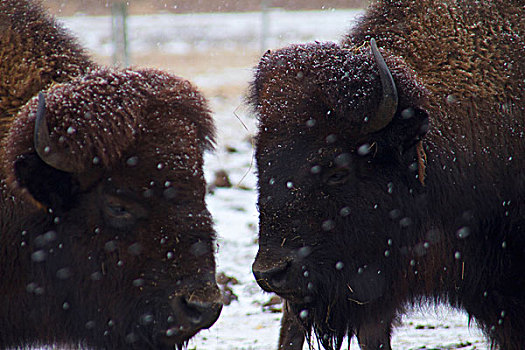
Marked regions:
[12,92,79,210]
[380,106,429,153]
[13,153,78,211]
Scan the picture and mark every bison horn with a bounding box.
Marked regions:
[34,92,76,173]
[363,38,399,134]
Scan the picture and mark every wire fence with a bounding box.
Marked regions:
[45,0,368,16]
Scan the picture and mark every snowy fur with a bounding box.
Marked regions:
[250,0,524,349]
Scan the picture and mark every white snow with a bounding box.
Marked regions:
[26,9,490,350]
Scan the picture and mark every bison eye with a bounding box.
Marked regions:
[323,167,351,185]
[107,203,131,218]
[102,194,147,229]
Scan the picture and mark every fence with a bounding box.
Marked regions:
[109,0,303,66]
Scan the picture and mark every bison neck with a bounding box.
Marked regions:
[1,180,51,293]
[396,138,523,310]
[0,183,73,347]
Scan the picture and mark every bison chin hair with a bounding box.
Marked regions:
[288,259,398,350]
[289,287,352,350]
[283,267,359,350]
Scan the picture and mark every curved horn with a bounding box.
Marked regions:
[363,38,399,134]
[34,92,76,173]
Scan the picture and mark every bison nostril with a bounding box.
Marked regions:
[269,266,289,288]
[253,262,291,291]
[174,297,223,328]
[160,296,222,346]
[181,298,204,324]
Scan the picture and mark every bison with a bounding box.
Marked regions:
[250,0,524,349]
[1,1,222,349]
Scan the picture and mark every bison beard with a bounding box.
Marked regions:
[250,0,524,349]
[0,1,222,349]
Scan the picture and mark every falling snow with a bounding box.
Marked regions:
[12,8,494,350]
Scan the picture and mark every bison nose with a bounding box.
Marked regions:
[170,296,223,330]
[253,261,291,293]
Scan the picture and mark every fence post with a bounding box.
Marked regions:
[260,0,269,53]
[111,1,129,67]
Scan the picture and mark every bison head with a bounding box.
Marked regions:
[3,68,221,349]
[250,40,429,347]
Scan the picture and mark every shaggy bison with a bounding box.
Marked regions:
[1,1,221,349]
[250,0,524,349]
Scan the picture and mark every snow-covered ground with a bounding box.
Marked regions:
[34,9,491,350]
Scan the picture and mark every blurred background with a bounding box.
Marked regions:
[42,0,368,15]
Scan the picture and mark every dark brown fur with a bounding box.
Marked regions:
[250,0,524,349]
[0,0,94,140]
[278,300,308,350]
[1,1,221,349]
